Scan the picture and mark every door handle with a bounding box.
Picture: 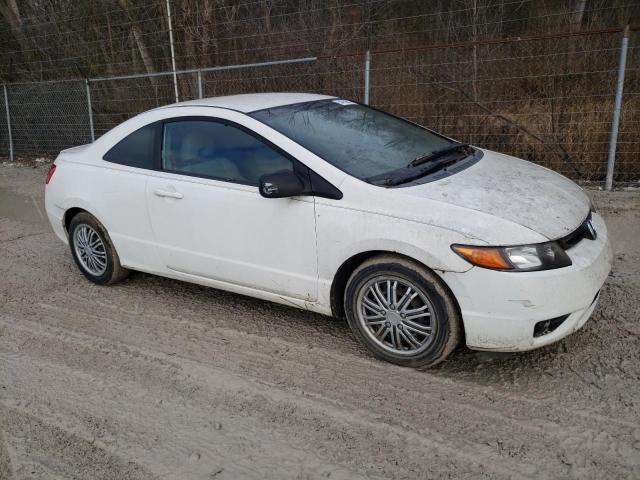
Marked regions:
[154,188,184,199]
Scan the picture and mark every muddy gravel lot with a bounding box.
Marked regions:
[1,163,639,479]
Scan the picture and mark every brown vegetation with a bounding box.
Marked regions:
[0,1,638,182]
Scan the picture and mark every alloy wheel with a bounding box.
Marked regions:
[73,224,107,276]
[355,275,436,355]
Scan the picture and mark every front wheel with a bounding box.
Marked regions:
[68,212,130,285]
[344,255,461,368]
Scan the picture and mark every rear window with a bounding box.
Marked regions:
[103,123,156,169]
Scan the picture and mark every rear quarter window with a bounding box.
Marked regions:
[103,123,156,169]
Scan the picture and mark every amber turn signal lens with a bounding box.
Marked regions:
[452,245,512,270]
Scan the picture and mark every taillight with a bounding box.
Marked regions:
[45,164,56,184]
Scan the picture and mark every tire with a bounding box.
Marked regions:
[344,255,461,368]
[68,212,130,285]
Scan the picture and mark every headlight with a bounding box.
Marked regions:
[451,242,572,271]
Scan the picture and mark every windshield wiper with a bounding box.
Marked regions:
[367,144,474,187]
[408,143,471,168]
[369,156,462,187]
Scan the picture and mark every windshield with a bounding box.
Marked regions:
[249,99,458,184]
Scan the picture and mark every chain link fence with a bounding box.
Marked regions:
[91,74,189,137]
[0,86,9,159]
[4,80,92,155]
[0,27,637,187]
[369,28,639,185]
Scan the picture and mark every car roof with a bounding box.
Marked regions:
[163,92,337,113]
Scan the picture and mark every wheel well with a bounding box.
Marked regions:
[330,251,383,319]
[63,207,87,233]
[330,251,445,319]
[329,251,464,339]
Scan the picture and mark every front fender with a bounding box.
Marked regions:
[315,202,480,309]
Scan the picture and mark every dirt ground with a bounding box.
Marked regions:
[0,163,639,480]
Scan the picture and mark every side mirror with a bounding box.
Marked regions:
[259,170,306,198]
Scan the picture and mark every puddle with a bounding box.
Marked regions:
[0,188,46,225]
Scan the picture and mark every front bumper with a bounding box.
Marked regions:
[440,212,612,351]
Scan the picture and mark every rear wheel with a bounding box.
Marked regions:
[344,255,461,368]
[68,212,129,285]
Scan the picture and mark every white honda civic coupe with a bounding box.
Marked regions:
[45,93,612,368]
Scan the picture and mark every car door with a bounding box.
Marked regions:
[97,121,161,271]
[145,116,318,301]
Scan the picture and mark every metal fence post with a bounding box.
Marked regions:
[197,70,203,99]
[2,84,13,161]
[605,25,630,191]
[364,50,371,105]
[165,0,179,103]
[85,79,95,142]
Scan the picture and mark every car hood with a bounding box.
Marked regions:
[399,149,590,240]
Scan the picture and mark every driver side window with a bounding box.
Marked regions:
[161,120,293,186]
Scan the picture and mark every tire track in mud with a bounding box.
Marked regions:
[0,425,13,480]
[2,302,639,479]
[12,288,640,434]
[2,166,640,479]
[1,323,519,479]
[1,406,156,480]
